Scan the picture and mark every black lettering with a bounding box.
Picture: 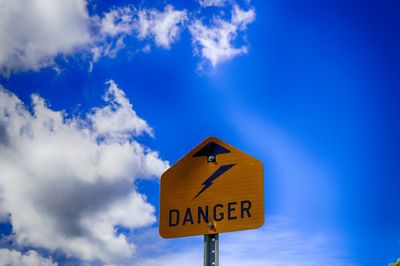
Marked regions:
[213,203,224,221]
[227,202,237,220]
[169,209,179,226]
[198,206,208,224]
[183,208,194,225]
[240,200,252,218]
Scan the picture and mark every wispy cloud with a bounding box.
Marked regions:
[0,0,255,76]
[136,5,187,49]
[189,5,255,68]
[198,0,228,8]
[91,4,187,64]
[128,216,353,266]
[219,218,352,266]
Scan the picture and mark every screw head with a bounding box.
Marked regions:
[207,155,215,162]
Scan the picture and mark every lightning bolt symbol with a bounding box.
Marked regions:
[193,163,236,200]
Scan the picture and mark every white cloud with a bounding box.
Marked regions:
[137,5,187,49]
[0,249,57,266]
[0,0,255,75]
[189,19,246,67]
[0,1,187,74]
[99,7,136,37]
[0,81,169,264]
[89,80,153,138]
[91,7,136,62]
[0,0,91,75]
[189,5,255,67]
[231,4,256,29]
[91,4,187,66]
[198,0,227,7]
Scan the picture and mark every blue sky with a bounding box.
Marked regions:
[0,0,399,265]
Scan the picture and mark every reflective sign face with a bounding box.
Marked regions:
[159,136,264,238]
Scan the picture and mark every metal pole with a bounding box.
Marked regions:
[204,233,219,266]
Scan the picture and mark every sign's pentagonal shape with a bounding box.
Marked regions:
[159,136,264,239]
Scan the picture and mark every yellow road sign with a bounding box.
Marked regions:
[159,136,264,238]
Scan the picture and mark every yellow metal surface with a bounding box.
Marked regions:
[159,136,264,239]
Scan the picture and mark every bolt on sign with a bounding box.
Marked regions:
[159,136,264,239]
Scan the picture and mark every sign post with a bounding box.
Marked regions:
[204,234,218,266]
[159,136,264,265]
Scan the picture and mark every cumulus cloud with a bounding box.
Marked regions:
[89,80,154,138]
[0,249,56,266]
[0,82,169,263]
[0,0,91,75]
[189,5,255,67]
